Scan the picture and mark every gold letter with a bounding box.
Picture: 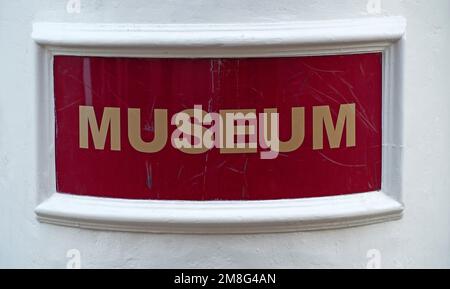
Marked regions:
[171,108,210,154]
[128,108,168,153]
[220,109,257,154]
[261,108,305,153]
[313,104,356,150]
[79,106,121,151]
[280,107,305,152]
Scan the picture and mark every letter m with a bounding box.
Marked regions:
[79,106,121,151]
[313,104,356,150]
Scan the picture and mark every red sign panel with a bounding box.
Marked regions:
[54,53,382,200]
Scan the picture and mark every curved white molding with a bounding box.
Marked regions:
[32,17,406,57]
[35,192,403,234]
[33,16,406,234]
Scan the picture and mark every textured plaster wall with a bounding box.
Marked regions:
[0,0,449,268]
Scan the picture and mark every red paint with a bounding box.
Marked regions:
[54,54,382,200]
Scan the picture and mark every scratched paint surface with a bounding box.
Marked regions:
[54,54,382,200]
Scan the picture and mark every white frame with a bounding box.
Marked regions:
[32,17,406,234]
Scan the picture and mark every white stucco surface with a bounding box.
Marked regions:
[0,0,449,268]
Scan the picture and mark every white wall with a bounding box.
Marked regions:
[0,0,449,268]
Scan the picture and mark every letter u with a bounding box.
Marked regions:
[128,108,168,153]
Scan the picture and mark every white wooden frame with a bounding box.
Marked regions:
[32,17,406,234]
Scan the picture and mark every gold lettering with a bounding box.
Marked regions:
[79,106,121,151]
[260,108,305,153]
[220,109,257,154]
[128,108,168,153]
[313,104,356,150]
[172,108,210,154]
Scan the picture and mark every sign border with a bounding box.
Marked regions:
[32,17,406,234]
